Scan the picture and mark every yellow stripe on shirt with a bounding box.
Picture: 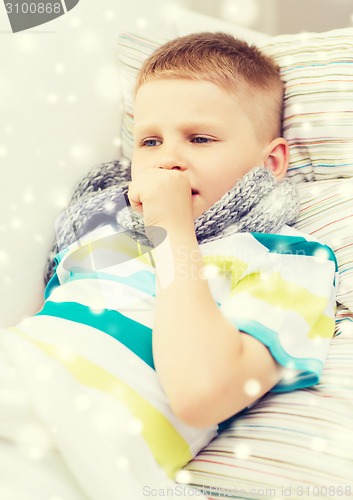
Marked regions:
[230,272,333,339]
[10,327,192,478]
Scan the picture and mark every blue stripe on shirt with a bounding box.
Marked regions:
[251,233,338,271]
[36,300,155,369]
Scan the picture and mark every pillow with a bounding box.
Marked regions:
[118,27,353,182]
[119,28,353,311]
[258,27,353,183]
[294,179,353,312]
[117,29,353,313]
[118,33,167,162]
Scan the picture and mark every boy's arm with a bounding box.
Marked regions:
[152,229,282,428]
[128,169,282,428]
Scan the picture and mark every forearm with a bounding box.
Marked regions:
[152,228,244,425]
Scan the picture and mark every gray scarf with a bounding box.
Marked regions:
[44,160,299,284]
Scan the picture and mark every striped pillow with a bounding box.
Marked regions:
[294,178,353,312]
[117,31,353,313]
[117,28,353,182]
[259,28,353,183]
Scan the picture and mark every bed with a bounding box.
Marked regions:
[1,2,352,499]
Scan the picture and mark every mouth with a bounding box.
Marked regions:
[191,189,199,197]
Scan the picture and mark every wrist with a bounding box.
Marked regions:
[147,217,196,247]
[152,227,202,291]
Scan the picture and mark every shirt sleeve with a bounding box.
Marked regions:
[218,233,338,393]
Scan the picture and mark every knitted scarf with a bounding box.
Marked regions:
[44,160,300,284]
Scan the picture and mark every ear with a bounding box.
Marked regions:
[262,138,289,180]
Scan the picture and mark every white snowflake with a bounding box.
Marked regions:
[74,394,92,412]
[234,442,251,459]
[115,456,130,470]
[127,417,143,435]
[244,378,261,397]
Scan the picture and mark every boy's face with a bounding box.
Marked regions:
[132,79,269,219]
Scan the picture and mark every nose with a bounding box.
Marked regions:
[156,144,186,171]
[158,157,183,170]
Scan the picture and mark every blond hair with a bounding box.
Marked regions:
[135,32,284,142]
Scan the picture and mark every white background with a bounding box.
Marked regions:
[179,0,353,35]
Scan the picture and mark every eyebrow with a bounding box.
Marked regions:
[134,120,225,135]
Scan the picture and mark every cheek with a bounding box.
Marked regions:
[205,184,230,209]
[216,173,239,197]
[206,175,240,209]
[198,169,231,205]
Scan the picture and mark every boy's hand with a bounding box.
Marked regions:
[128,168,195,239]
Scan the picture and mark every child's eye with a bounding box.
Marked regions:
[191,136,213,144]
[141,138,161,147]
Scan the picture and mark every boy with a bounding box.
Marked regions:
[127,32,295,427]
[24,32,338,486]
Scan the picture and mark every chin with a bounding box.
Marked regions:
[194,201,212,220]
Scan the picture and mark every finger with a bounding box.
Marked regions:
[127,183,143,212]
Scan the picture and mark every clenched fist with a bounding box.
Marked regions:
[128,168,195,244]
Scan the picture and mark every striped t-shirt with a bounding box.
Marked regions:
[38,223,337,475]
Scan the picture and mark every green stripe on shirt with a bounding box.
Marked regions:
[252,233,338,271]
[36,301,155,369]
